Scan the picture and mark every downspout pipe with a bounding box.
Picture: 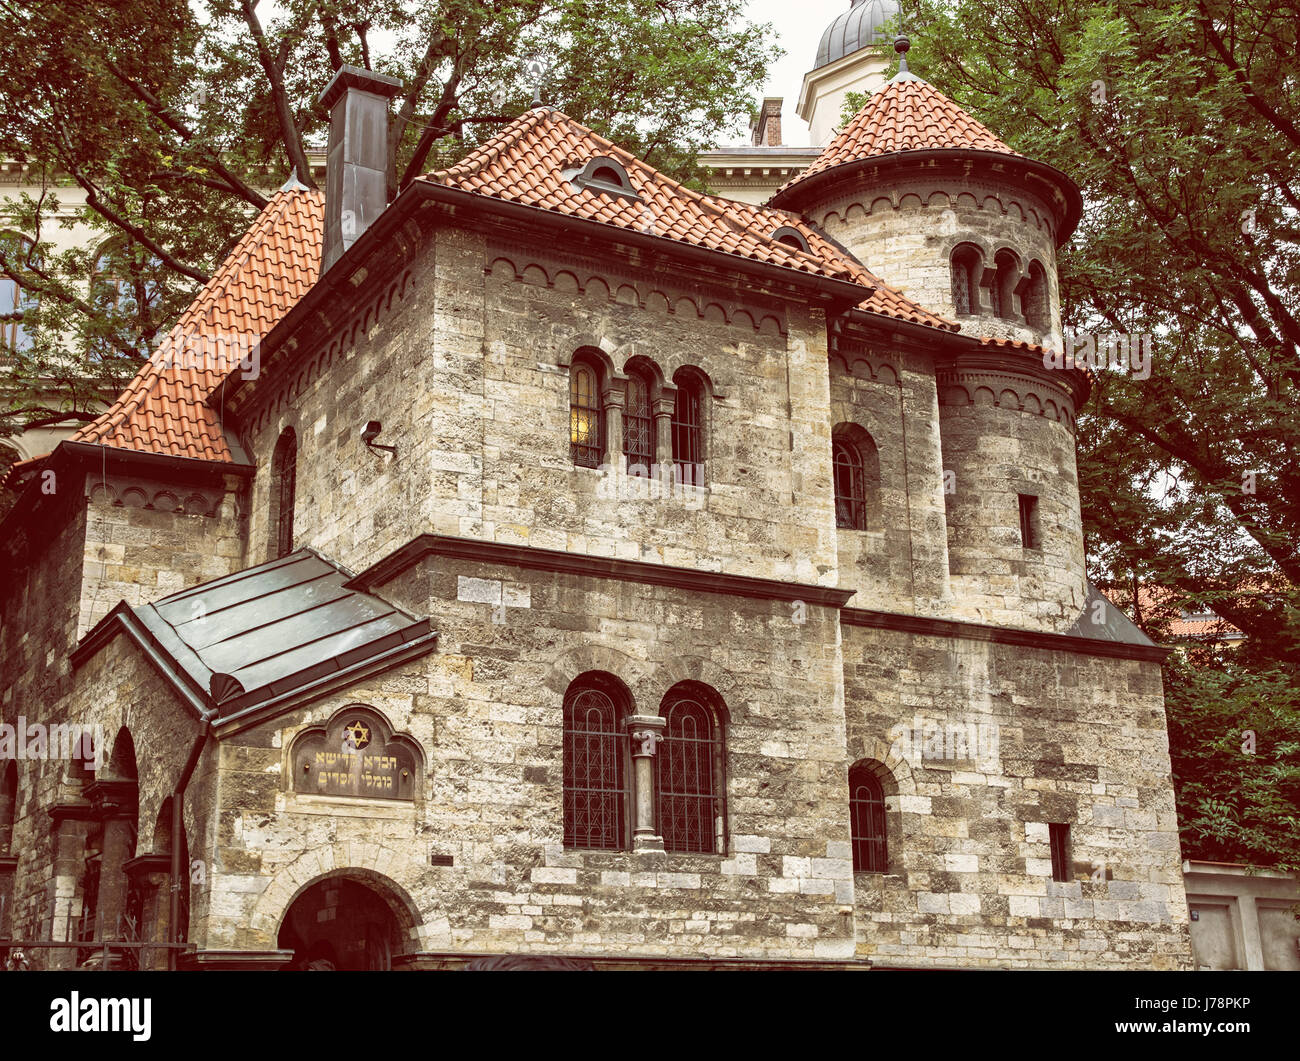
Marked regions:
[169,709,215,970]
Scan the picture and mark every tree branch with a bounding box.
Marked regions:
[239,0,316,189]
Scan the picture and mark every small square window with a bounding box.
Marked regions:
[1048,822,1071,882]
[1018,494,1041,549]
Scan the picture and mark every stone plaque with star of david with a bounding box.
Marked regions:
[291,707,420,800]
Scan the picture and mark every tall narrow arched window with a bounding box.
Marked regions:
[1,233,40,353]
[0,760,15,854]
[271,428,297,559]
[849,761,887,872]
[625,367,654,475]
[833,439,865,530]
[832,424,880,531]
[658,692,723,853]
[569,357,603,468]
[671,368,705,486]
[1024,260,1049,331]
[950,243,982,316]
[563,678,627,849]
[993,249,1021,321]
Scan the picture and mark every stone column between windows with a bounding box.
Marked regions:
[86,778,138,945]
[625,714,666,854]
[651,392,675,483]
[602,385,625,470]
[47,803,94,969]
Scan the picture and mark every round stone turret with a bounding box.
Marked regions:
[774,43,1082,352]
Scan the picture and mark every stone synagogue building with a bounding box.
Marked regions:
[0,24,1193,969]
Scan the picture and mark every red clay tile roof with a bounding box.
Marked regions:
[55,110,956,469]
[71,187,323,463]
[776,73,1020,198]
[422,106,954,330]
[1130,585,1245,641]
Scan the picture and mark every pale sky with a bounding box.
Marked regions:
[740,0,868,147]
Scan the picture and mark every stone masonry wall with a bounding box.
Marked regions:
[842,623,1192,969]
[202,554,857,962]
[829,339,952,616]
[939,398,1087,630]
[241,225,841,587]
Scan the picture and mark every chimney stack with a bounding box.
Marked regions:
[317,65,403,275]
[751,98,784,147]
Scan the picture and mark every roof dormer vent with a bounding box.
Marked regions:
[567,156,641,203]
[771,226,811,253]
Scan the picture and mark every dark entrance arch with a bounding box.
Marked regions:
[277,873,412,970]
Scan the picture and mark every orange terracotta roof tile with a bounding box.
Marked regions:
[777,73,1019,198]
[423,106,954,330]
[72,187,324,463]
[66,111,958,467]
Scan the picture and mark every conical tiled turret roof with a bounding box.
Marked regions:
[775,71,1020,199]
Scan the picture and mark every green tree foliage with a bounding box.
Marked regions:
[0,0,777,432]
[1164,647,1300,870]
[897,0,1298,664]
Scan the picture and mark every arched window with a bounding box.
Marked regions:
[657,691,724,854]
[950,243,982,316]
[1024,260,1049,331]
[832,424,879,531]
[563,677,628,849]
[270,428,297,559]
[849,761,887,872]
[0,760,15,855]
[625,366,654,475]
[671,368,705,486]
[569,357,604,468]
[1,233,40,353]
[992,249,1021,321]
[833,439,865,530]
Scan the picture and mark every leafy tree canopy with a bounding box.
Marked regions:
[887,0,1299,665]
[0,0,777,432]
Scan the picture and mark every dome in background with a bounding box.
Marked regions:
[814,0,901,70]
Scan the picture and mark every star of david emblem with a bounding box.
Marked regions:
[342,721,371,751]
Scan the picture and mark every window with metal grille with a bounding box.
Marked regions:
[570,362,603,468]
[1049,822,1071,882]
[1018,493,1040,549]
[657,697,719,853]
[833,439,866,529]
[272,428,297,559]
[849,763,887,872]
[671,376,703,485]
[625,371,654,474]
[563,686,625,849]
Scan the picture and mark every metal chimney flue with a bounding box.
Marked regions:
[317,65,403,275]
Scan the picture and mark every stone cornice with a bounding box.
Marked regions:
[347,533,856,609]
[841,606,1170,662]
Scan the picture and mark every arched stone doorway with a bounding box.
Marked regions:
[276,872,413,971]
